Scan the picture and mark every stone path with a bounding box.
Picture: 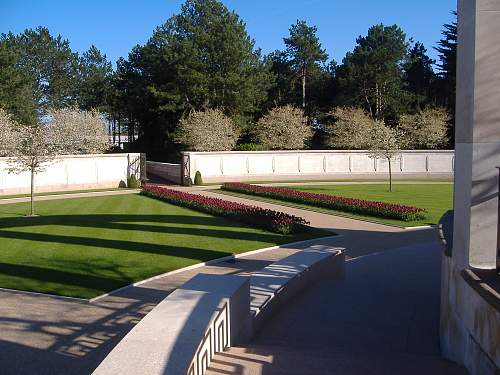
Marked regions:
[0,189,140,205]
[0,185,461,374]
[207,241,467,375]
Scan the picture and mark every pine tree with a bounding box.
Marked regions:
[77,45,113,112]
[404,42,436,111]
[336,24,409,121]
[115,0,273,154]
[3,27,80,113]
[434,11,457,111]
[434,11,457,147]
[284,20,328,110]
[0,39,37,124]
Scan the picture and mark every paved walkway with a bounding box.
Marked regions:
[0,186,462,374]
[0,189,140,205]
[206,241,466,375]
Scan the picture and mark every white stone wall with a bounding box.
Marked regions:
[183,150,455,182]
[0,153,142,195]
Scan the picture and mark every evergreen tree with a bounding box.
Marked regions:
[2,27,80,114]
[0,39,37,124]
[434,11,457,146]
[336,24,409,121]
[116,0,273,155]
[77,45,113,112]
[265,50,294,108]
[404,42,436,111]
[434,11,457,111]
[284,20,328,109]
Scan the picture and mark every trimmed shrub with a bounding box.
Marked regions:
[194,171,203,185]
[141,185,309,234]
[254,105,312,150]
[127,175,140,188]
[221,183,426,222]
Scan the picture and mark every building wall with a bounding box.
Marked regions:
[440,1,500,374]
[182,150,454,183]
[0,153,142,195]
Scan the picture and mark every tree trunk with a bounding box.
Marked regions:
[118,114,121,150]
[30,165,35,216]
[388,156,392,192]
[112,118,116,145]
[302,67,306,108]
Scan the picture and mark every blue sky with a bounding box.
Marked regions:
[1,0,456,67]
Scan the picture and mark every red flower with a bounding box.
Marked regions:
[141,185,309,234]
[221,183,426,222]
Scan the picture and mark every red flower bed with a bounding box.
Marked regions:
[141,185,309,234]
[221,183,426,222]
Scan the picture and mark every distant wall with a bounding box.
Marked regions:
[146,161,181,184]
[0,153,143,195]
[182,150,455,183]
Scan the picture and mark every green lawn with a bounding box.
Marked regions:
[0,193,328,299]
[216,183,453,227]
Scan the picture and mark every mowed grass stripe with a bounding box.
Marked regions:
[0,194,327,298]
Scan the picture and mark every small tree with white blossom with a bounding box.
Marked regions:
[368,122,405,192]
[0,107,108,216]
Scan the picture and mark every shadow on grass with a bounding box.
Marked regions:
[0,262,128,294]
[0,214,294,244]
[0,213,325,297]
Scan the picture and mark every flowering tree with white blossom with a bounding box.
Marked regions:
[174,109,239,151]
[368,122,405,192]
[0,107,108,216]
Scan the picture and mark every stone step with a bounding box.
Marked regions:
[206,345,468,375]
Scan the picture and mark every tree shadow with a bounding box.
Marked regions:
[0,213,289,243]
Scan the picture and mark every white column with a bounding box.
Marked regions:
[453,0,500,270]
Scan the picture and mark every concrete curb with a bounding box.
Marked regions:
[88,235,339,303]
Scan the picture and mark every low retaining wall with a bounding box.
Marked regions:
[0,153,144,195]
[93,274,250,375]
[147,161,181,184]
[181,150,455,184]
[93,245,344,375]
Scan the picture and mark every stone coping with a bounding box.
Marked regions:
[249,245,344,317]
[461,268,500,313]
[92,245,345,375]
[0,152,141,160]
[92,274,250,375]
[182,150,455,155]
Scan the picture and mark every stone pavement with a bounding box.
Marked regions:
[207,241,467,375]
[0,186,459,374]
